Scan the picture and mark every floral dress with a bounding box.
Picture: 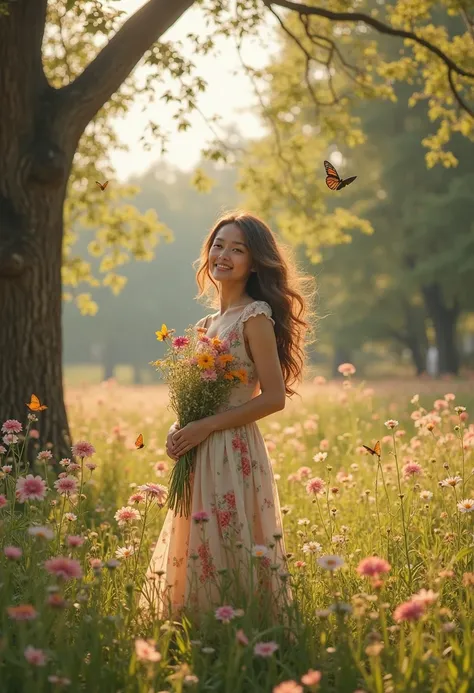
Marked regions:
[140,300,291,621]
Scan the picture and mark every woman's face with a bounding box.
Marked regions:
[208,223,253,284]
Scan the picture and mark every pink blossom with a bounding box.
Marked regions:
[44,556,83,581]
[37,450,53,462]
[0,445,6,454]
[71,440,96,458]
[412,588,438,606]
[254,641,279,657]
[139,482,167,505]
[1,419,22,434]
[296,466,312,481]
[337,363,356,377]
[154,460,168,477]
[4,546,22,560]
[3,433,18,445]
[301,669,322,686]
[357,556,391,577]
[24,646,48,666]
[172,336,190,349]
[114,506,141,526]
[384,419,399,429]
[135,638,162,662]
[236,629,249,646]
[85,461,97,471]
[16,475,47,503]
[200,369,217,381]
[59,458,71,467]
[273,682,303,693]
[402,462,423,479]
[313,376,327,385]
[2,465,12,473]
[54,475,79,495]
[215,605,236,623]
[128,492,146,504]
[0,494,8,508]
[66,535,85,548]
[393,598,426,622]
[306,477,326,495]
[29,429,40,439]
[192,510,210,523]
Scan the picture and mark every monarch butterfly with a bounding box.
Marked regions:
[95,180,109,191]
[135,433,145,449]
[324,160,357,191]
[26,394,48,412]
[363,441,381,458]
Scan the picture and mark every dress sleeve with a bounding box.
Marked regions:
[241,301,275,327]
[195,315,211,330]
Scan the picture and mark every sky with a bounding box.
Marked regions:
[110,1,279,181]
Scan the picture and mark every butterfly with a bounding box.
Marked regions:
[324,160,357,191]
[135,433,145,450]
[95,181,109,191]
[26,394,48,411]
[362,440,381,459]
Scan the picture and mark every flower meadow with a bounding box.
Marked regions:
[1,374,473,693]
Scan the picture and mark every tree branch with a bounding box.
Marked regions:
[265,0,474,81]
[60,0,194,138]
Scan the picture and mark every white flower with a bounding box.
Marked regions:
[302,541,322,554]
[115,545,136,559]
[420,490,433,501]
[457,499,474,513]
[317,555,345,571]
[251,545,268,558]
[313,452,327,463]
[384,419,399,430]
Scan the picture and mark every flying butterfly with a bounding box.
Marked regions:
[95,180,109,191]
[26,394,48,412]
[362,440,381,459]
[135,433,145,450]
[324,160,357,191]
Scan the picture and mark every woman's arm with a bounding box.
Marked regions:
[206,313,286,432]
[171,314,286,456]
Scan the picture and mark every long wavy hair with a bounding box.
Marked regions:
[194,210,316,397]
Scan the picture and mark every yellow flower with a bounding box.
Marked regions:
[149,359,162,368]
[217,354,234,367]
[197,353,215,370]
[155,324,170,341]
[233,368,248,384]
[211,337,222,348]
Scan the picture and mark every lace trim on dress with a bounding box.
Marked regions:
[240,300,275,327]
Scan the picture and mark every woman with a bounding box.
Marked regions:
[140,210,313,623]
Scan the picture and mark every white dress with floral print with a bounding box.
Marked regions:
[140,301,290,620]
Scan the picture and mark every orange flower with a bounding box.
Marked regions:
[197,353,215,370]
[7,604,38,621]
[211,337,222,348]
[233,368,248,384]
[224,373,234,381]
[217,354,234,367]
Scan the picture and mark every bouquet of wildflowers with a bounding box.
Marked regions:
[151,323,248,518]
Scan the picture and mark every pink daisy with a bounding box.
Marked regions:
[393,598,426,622]
[357,556,391,577]
[192,510,210,523]
[215,605,236,623]
[7,605,38,621]
[337,363,356,376]
[3,433,18,445]
[29,429,40,439]
[402,462,423,478]
[16,475,47,503]
[0,494,8,508]
[138,482,167,505]
[71,440,96,458]
[172,336,190,349]
[306,477,326,495]
[0,445,6,454]
[37,450,53,462]
[1,419,22,434]
[236,629,249,646]
[24,646,48,666]
[254,641,279,657]
[54,475,79,495]
[4,546,22,560]
[200,369,217,381]
[114,506,141,526]
[135,638,162,662]
[44,556,83,580]
[128,492,146,505]
[66,535,85,548]
[301,669,322,686]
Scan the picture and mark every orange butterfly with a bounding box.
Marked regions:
[135,433,145,450]
[26,394,48,412]
[324,160,357,191]
[95,181,109,191]
[363,440,381,458]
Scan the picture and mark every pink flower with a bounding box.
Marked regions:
[138,483,167,505]
[44,556,83,580]
[59,458,71,467]
[236,629,249,646]
[37,450,53,462]
[172,336,190,349]
[7,605,38,621]
[2,465,12,473]
[16,475,47,503]
[273,681,303,693]
[0,494,8,508]
[1,419,22,434]
[357,556,391,577]
[54,475,79,495]
[192,510,210,524]
[254,641,279,657]
[4,546,22,560]
[402,462,423,478]
[301,669,322,686]
[128,492,146,504]
[24,646,48,666]
[3,433,18,445]
[215,605,236,623]
[412,588,438,606]
[71,440,96,458]
[384,419,399,429]
[337,363,356,377]
[393,598,426,622]
[66,535,85,548]
[0,445,6,454]
[85,461,97,471]
[306,477,326,495]
[114,506,141,526]
[135,638,162,662]
[154,460,168,477]
[200,369,217,381]
[29,429,40,439]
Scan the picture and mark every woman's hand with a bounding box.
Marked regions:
[165,422,180,462]
[171,419,213,458]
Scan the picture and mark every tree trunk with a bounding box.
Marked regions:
[421,283,460,375]
[402,300,428,375]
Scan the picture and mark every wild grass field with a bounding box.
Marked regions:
[1,375,473,693]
